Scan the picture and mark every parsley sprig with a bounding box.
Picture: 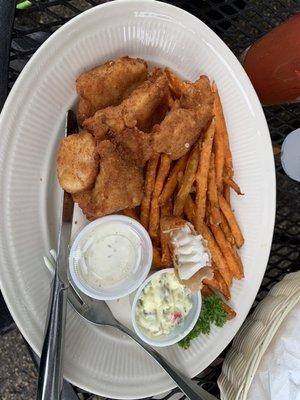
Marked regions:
[179,294,228,349]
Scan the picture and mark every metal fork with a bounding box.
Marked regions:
[44,252,218,400]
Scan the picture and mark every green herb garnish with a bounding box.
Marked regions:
[179,294,228,349]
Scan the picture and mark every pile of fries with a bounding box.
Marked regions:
[123,71,244,305]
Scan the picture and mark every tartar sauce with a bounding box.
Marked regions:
[170,224,211,281]
[73,221,142,289]
[136,272,193,337]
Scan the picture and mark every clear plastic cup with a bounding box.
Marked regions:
[69,215,153,300]
[131,268,202,347]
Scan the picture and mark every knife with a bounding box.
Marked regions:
[37,110,77,400]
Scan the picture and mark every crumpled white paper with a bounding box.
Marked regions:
[248,300,300,400]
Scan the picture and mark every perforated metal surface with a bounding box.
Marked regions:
[2,1,300,398]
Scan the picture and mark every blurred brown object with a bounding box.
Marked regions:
[243,13,300,105]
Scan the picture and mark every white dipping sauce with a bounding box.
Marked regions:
[73,221,142,289]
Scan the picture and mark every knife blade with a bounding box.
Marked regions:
[37,110,77,400]
[56,110,77,285]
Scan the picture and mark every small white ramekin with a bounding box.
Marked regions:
[69,215,153,301]
[131,268,202,347]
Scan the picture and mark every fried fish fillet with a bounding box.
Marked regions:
[106,128,153,167]
[73,140,144,219]
[76,56,148,125]
[152,76,214,160]
[83,69,170,139]
[57,131,98,194]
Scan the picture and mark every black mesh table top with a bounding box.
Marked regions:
[1,1,300,399]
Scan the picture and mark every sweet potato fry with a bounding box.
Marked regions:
[160,226,172,267]
[212,90,225,191]
[208,153,221,226]
[213,84,233,179]
[152,247,163,268]
[184,194,195,225]
[153,154,172,198]
[222,303,236,320]
[161,239,172,266]
[149,201,160,245]
[165,68,188,98]
[159,154,189,205]
[231,245,244,278]
[223,184,231,205]
[177,171,184,185]
[223,176,243,195]
[203,270,230,300]
[195,220,232,286]
[195,120,215,226]
[224,149,233,179]
[201,284,212,297]
[161,199,173,217]
[202,276,220,292]
[211,207,243,278]
[153,246,170,268]
[122,208,139,221]
[219,195,244,248]
[213,269,231,300]
[174,145,199,217]
[213,134,225,191]
[149,154,171,242]
[205,201,212,227]
[201,285,235,319]
[160,197,173,264]
[212,82,233,187]
[220,211,235,245]
[140,155,159,229]
[210,223,243,279]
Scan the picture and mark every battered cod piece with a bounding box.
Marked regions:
[76,56,148,125]
[57,131,98,194]
[83,69,170,139]
[106,128,153,167]
[152,76,214,160]
[73,140,144,219]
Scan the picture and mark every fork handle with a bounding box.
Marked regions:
[117,324,218,400]
[37,271,68,400]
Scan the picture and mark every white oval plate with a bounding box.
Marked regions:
[0,0,275,398]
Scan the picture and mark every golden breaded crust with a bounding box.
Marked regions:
[152,76,214,160]
[106,128,153,167]
[76,56,148,124]
[73,140,144,219]
[83,69,170,139]
[57,131,99,194]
